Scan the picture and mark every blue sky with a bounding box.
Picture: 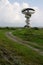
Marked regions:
[9,0,43,9]
[0,0,43,27]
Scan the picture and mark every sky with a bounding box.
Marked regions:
[0,0,43,27]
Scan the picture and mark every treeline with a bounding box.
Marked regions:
[0,27,23,30]
[31,27,43,30]
[0,27,43,30]
[0,27,16,30]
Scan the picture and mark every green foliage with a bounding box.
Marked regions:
[32,27,39,30]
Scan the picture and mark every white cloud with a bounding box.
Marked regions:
[0,0,43,27]
[22,2,29,9]
[30,7,43,27]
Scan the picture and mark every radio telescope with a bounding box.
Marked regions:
[22,8,35,27]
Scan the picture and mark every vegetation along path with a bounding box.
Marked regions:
[6,32,43,56]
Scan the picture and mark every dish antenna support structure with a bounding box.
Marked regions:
[22,8,35,27]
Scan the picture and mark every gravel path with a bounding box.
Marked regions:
[6,32,43,56]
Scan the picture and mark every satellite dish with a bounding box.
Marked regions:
[21,8,35,27]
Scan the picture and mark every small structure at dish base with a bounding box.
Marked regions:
[22,8,35,27]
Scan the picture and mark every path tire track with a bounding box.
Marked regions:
[6,32,43,56]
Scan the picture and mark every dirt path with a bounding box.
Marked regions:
[6,32,43,56]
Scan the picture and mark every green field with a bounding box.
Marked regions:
[13,28,43,50]
[0,28,43,65]
[13,28,43,45]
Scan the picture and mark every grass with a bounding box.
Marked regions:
[12,28,43,50]
[0,29,43,65]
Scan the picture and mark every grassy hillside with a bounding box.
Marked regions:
[0,29,43,65]
[13,28,43,45]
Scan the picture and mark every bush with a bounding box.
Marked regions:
[32,27,39,30]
